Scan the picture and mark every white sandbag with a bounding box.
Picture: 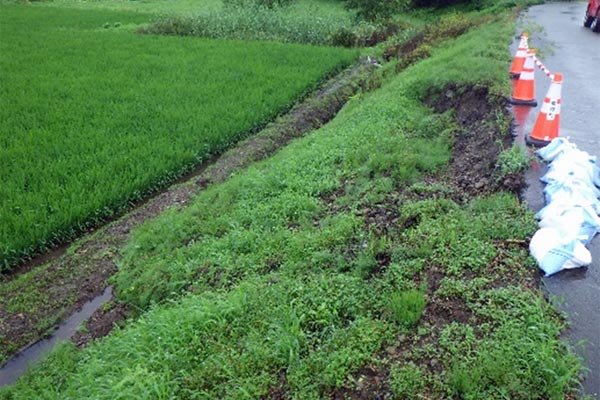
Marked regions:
[536,137,577,162]
[530,139,599,276]
[541,149,600,193]
[530,227,592,276]
[538,205,600,245]
[542,179,600,212]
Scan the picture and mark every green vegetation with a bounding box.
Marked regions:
[384,289,426,328]
[142,4,354,45]
[141,0,367,46]
[0,5,356,270]
[1,12,583,398]
[496,144,530,178]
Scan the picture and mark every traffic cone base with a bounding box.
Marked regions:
[509,97,538,107]
[526,113,560,146]
[526,133,553,147]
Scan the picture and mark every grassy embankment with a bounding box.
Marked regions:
[0,5,356,271]
[1,9,582,399]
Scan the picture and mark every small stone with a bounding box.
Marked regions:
[356,376,366,390]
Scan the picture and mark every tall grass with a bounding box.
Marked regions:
[0,5,357,271]
[142,4,363,46]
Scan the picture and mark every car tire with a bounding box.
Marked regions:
[593,15,600,32]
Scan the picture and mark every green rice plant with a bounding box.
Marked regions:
[223,0,295,8]
[0,5,357,271]
[24,0,224,14]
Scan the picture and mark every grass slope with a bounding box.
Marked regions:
[0,5,356,270]
[1,15,581,399]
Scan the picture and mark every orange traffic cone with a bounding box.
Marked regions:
[509,33,529,78]
[509,50,537,107]
[526,73,563,147]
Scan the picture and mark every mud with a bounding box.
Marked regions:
[262,371,290,400]
[425,85,523,199]
[72,301,130,348]
[383,31,425,61]
[0,59,378,369]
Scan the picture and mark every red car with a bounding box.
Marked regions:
[584,0,600,32]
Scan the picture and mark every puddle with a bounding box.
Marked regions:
[510,104,535,145]
[0,286,113,387]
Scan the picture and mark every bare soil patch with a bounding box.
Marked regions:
[425,84,525,200]
[72,301,130,348]
[330,365,392,400]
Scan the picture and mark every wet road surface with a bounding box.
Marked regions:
[514,2,600,397]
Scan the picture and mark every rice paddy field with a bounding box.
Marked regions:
[0,4,357,270]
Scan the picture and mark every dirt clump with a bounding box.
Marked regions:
[330,365,392,400]
[262,371,290,400]
[72,301,130,348]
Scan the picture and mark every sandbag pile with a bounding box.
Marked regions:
[529,138,600,276]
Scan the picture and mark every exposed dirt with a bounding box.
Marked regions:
[485,239,540,291]
[361,23,404,48]
[361,204,402,237]
[425,84,525,200]
[383,31,424,62]
[330,365,392,400]
[72,301,130,348]
[262,371,290,400]
[0,59,378,364]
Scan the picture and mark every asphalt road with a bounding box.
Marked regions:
[513,2,600,397]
